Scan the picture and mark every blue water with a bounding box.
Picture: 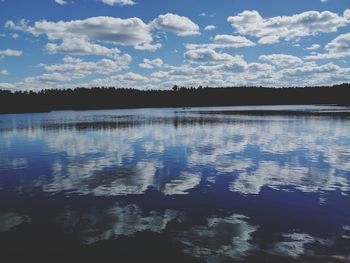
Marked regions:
[0,106,350,262]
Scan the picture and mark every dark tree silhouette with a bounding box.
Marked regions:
[0,84,350,114]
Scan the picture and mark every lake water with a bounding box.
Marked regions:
[1,106,350,262]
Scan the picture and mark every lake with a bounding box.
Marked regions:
[1,106,350,262]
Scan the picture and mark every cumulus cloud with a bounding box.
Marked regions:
[55,0,68,5]
[139,58,164,69]
[213,34,255,47]
[0,49,22,56]
[99,0,135,6]
[184,48,244,64]
[306,44,321,50]
[45,37,121,57]
[259,54,303,67]
[20,55,132,89]
[89,71,150,87]
[305,33,350,59]
[151,13,200,36]
[281,62,340,77]
[150,56,350,92]
[7,16,158,51]
[204,25,216,31]
[0,69,8,75]
[112,72,148,82]
[4,19,28,31]
[0,82,15,89]
[227,9,350,44]
[6,13,198,53]
[41,55,131,76]
[186,35,255,50]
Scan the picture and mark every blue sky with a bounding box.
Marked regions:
[0,0,349,90]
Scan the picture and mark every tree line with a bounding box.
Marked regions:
[0,84,349,114]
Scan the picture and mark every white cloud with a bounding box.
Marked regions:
[90,72,149,88]
[11,33,19,39]
[213,34,255,47]
[55,0,67,5]
[41,55,131,76]
[7,16,158,51]
[305,33,350,59]
[112,72,148,82]
[258,36,280,45]
[259,54,303,67]
[0,49,22,56]
[306,44,321,50]
[139,58,164,69]
[228,9,350,44]
[99,0,135,6]
[204,25,216,31]
[20,55,132,89]
[0,82,15,89]
[150,57,350,88]
[134,42,162,52]
[0,69,8,75]
[151,13,200,36]
[184,48,244,64]
[5,19,28,32]
[282,62,340,77]
[45,37,121,57]
[186,35,255,50]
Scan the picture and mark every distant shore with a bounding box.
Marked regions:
[1,84,349,114]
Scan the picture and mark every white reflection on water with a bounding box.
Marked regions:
[1,107,350,262]
[269,232,331,259]
[230,161,349,195]
[44,158,161,196]
[173,214,257,262]
[163,172,201,195]
[0,158,27,170]
[342,225,350,239]
[56,203,182,244]
[0,212,31,233]
[0,108,350,198]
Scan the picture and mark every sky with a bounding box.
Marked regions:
[0,0,350,90]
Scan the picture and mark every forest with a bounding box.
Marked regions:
[0,83,350,114]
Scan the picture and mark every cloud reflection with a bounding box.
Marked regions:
[269,232,331,259]
[173,214,257,262]
[0,108,349,199]
[0,212,31,232]
[56,203,182,244]
[230,161,349,195]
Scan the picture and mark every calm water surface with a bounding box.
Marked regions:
[1,106,350,262]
